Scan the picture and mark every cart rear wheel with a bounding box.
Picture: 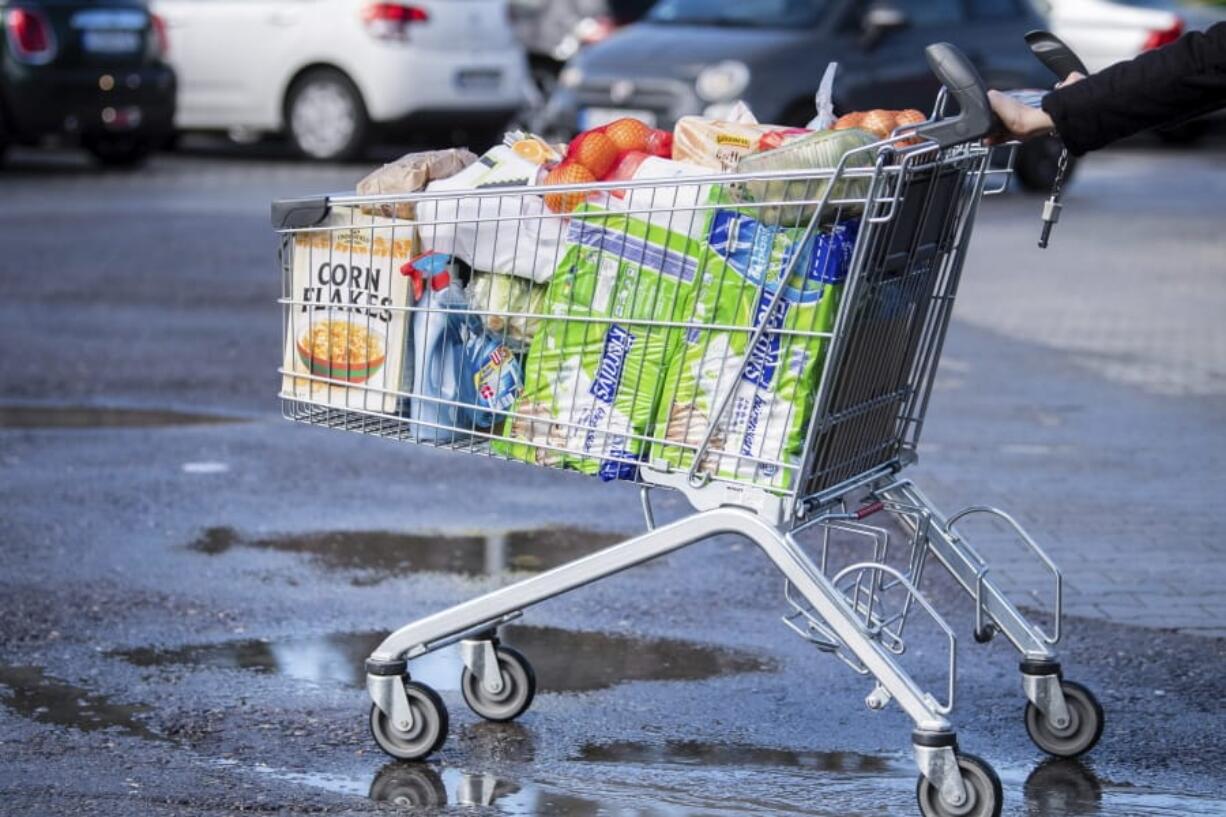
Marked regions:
[916,753,1002,817]
[369,680,448,760]
[1025,680,1103,758]
[461,645,536,722]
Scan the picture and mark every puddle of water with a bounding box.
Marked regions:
[280,763,803,816]
[0,405,240,429]
[188,526,629,578]
[113,625,771,694]
[577,739,897,774]
[0,665,157,740]
[1004,760,1226,817]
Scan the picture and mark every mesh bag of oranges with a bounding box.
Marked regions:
[536,118,674,214]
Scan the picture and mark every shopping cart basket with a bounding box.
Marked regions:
[272,43,1102,817]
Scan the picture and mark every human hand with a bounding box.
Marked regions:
[1056,71,1086,90]
[986,89,1055,144]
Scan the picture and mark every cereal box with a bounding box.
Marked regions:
[281,206,414,414]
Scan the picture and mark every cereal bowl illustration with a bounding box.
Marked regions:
[297,320,386,383]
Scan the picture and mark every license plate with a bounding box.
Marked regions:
[83,30,141,54]
[579,107,657,130]
[454,69,502,91]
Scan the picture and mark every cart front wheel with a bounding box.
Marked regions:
[461,645,536,722]
[369,680,448,760]
[1025,680,1104,758]
[916,753,1002,817]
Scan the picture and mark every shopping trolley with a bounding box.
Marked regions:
[272,43,1103,817]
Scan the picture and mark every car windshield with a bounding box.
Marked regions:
[646,0,828,28]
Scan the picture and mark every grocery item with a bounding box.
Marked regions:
[281,206,415,414]
[467,271,547,350]
[600,151,717,240]
[415,146,563,283]
[654,211,857,492]
[833,108,926,141]
[567,130,620,179]
[495,204,715,480]
[604,117,652,153]
[407,254,474,442]
[672,116,810,172]
[505,131,564,165]
[806,62,839,131]
[356,148,478,219]
[458,333,523,430]
[730,127,878,227]
[543,162,598,213]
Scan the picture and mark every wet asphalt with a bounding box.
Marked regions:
[2,140,1225,816]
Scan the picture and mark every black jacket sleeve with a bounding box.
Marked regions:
[1041,22,1226,155]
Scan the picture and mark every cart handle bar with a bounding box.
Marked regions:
[914,42,993,149]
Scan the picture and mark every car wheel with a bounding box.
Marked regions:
[286,68,369,162]
[84,136,153,168]
[1156,118,1208,146]
[1013,135,1073,192]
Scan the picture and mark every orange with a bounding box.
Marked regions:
[512,138,555,165]
[604,118,651,153]
[567,130,619,179]
[543,162,597,213]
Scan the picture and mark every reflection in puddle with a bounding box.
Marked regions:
[1011,760,1226,817]
[113,625,772,693]
[188,526,628,578]
[578,739,895,774]
[0,665,158,740]
[0,405,240,429]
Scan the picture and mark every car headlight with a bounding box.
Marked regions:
[695,61,750,102]
[558,66,585,89]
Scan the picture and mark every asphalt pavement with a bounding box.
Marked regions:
[1,137,1224,817]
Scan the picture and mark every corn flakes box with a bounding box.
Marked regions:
[281,206,415,414]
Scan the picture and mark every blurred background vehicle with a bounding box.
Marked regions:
[542,0,1070,190]
[151,0,531,161]
[508,0,654,99]
[0,0,175,167]
[1038,0,1226,143]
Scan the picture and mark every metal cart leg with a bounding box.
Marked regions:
[365,506,997,814]
[877,479,1104,759]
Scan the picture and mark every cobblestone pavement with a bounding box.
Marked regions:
[914,147,1226,638]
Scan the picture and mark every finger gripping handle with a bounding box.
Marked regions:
[1024,30,1089,81]
[915,42,993,148]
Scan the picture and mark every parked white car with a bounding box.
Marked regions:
[152,0,531,160]
[1038,0,1200,73]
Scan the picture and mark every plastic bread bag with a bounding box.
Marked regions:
[467,271,548,351]
[356,148,479,219]
[493,203,716,480]
[414,146,563,284]
[672,115,811,172]
[729,128,877,227]
[652,209,857,492]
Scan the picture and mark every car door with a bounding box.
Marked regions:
[152,0,312,130]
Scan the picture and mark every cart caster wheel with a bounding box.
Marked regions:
[1025,680,1104,758]
[916,753,1002,817]
[369,681,448,760]
[973,624,997,644]
[461,645,536,722]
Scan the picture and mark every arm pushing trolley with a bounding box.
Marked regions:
[272,41,1103,817]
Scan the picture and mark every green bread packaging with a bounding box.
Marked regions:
[494,203,717,480]
[653,208,857,492]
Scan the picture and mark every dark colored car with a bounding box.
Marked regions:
[1,0,175,166]
[545,0,1066,189]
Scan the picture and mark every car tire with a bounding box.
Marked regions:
[1156,118,1208,146]
[84,136,153,168]
[286,68,369,162]
[1013,135,1073,192]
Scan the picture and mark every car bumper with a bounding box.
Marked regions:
[1,61,176,143]
[360,46,531,123]
[545,75,702,135]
